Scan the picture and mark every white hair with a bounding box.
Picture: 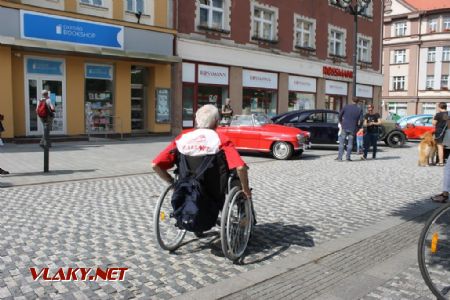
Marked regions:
[196,104,220,129]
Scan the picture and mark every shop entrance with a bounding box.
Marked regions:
[25,57,66,136]
[26,78,65,135]
[325,95,344,112]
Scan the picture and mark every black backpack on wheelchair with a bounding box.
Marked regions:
[171,150,230,232]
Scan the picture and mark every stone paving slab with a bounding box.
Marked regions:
[0,143,445,299]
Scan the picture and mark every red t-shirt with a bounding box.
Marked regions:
[152,129,246,170]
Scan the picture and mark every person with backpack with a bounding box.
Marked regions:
[152,105,251,233]
[36,90,55,148]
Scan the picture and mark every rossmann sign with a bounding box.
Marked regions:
[323,66,353,81]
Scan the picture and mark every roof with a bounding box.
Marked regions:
[403,0,450,11]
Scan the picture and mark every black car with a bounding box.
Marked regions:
[272,109,407,147]
[272,109,340,146]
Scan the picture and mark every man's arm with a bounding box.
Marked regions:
[236,165,251,199]
[338,107,344,123]
[152,163,174,185]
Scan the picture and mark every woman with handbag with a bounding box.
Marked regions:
[433,102,448,166]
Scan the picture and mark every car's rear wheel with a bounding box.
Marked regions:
[272,141,293,160]
[386,131,406,148]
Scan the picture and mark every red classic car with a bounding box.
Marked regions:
[217,114,310,160]
[401,115,435,139]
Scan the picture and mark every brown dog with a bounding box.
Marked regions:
[418,131,437,166]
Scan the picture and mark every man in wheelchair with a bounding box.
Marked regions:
[152,104,252,234]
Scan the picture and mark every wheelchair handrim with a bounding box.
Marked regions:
[225,189,252,258]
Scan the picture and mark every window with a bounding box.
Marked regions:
[126,0,144,13]
[305,112,324,123]
[295,19,314,48]
[443,47,450,61]
[357,37,371,62]
[392,76,405,91]
[422,103,436,115]
[426,75,435,89]
[199,0,224,29]
[394,49,406,64]
[429,18,438,32]
[395,21,407,36]
[428,47,436,62]
[326,113,339,124]
[442,75,449,89]
[80,0,102,6]
[253,7,275,40]
[444,16,450,31]
[329,29,345,56]
[388,103,407,117]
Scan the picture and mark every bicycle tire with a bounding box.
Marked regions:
[154,184,186,251]
[418,203,450,299]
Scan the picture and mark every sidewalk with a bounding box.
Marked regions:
[0,137,271,187]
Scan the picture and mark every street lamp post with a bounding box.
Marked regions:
[335,0,371,99]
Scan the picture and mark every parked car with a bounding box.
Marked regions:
[397,114,433,129]
[399,115,434,140]
[272,109,407,147]
[216,114,309,160]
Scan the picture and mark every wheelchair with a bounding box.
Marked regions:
[153,168,254,262]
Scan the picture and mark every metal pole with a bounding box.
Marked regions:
[43,122,49,173]
[352,10,358,100]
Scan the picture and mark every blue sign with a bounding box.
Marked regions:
[21,10,124,49]
[85,65,113,80]
[27,59,63,75]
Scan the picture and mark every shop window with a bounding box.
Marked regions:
[131,66,147,131]
[243,89,277,117]
[182,85,194,127]
[388,103,407,117]
[85,64,114,132]
[197,85,227,110]
[288,92,315,111]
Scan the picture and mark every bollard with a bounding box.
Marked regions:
[43,121,50,173]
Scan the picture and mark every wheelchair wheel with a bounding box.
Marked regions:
[418,203,450,299]
[221,186,252,261]
[154,184,186,251]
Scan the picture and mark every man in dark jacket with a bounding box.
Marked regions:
[336,98,363,161]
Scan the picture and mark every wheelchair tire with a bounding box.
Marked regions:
[418,203,450,299]
[153,184,186,251]
[221,186,252,261]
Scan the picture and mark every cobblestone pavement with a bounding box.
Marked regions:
[0,143,444,299]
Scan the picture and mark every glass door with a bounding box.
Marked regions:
[25,78,65,135]
[131,66,147,131]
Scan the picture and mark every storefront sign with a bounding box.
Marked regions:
[198,65,229,85]
[288,76,316,93]
[156,88,170,123]
[182,63,195,83]
[356,84,373,98]
[243,70,278,89]
[85,65,113,80]
[21,10,124,49]
[323,66,353,80]
[26,58,63,75]
[325,80,348,96]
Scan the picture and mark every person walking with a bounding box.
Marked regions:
[36,90,55,148]
[221,98,234,125]
[433,102,448,166]
[0,113,9,175]
[336,98,363,161]
[361,104,381,160]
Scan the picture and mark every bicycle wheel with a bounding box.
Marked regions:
[221,186,252,261]
[154,185,186,251]
[418,203,450,299]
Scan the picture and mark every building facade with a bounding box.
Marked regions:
[383,0,450,118]
[0,0,177,139]
[172,0,383,132]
